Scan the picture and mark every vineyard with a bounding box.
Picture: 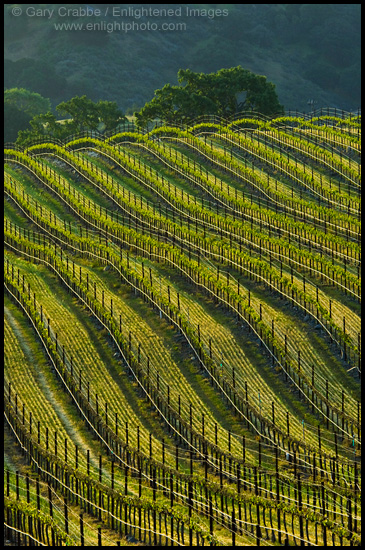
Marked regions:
[4,109,361,546]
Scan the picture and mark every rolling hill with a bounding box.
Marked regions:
[4,110,361,545]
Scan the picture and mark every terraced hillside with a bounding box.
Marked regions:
[4,110,361,546]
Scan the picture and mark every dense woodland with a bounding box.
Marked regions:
[4,4,361,113]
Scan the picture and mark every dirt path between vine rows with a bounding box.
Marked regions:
[5,305,103,474]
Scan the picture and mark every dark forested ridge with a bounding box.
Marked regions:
[4,3,361,113]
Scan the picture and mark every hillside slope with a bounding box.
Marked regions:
[4,112,361,546]
[4,3,361,112]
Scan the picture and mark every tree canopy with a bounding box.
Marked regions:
[95,100,127,132]
[4,88,51,117]
[135,67,284,126]
[4,88,51,143]
[56,95,126,132]
[14,95,127,146]
[56,95,99,131]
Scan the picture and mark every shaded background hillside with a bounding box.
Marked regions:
[4,3,361,114]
